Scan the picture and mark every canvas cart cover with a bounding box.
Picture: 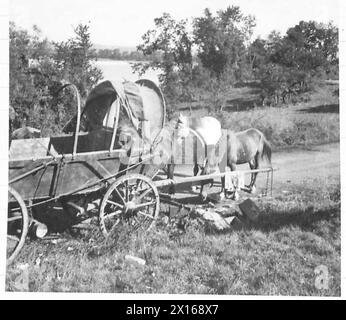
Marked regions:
[84,79,166,142]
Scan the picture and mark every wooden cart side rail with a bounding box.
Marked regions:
[153,167,278,189]
[9,148,129,166]
[26,152,157,209]
[9,159,56,184]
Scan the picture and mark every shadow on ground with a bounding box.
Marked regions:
[247,205,340,233]
[298,104,339,114]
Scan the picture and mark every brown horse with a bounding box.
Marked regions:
[223,128,272,194]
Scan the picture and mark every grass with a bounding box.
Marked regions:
[6,83,340,295]
[6,176,340,296]
[173,84,339,150]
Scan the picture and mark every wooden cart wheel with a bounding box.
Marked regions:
[99,173,160,238]
[7,187,29,265]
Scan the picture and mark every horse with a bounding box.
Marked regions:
[175,113,222,182]
[116,116,223,195]
[115,118,182,191]
[223,128,272,196]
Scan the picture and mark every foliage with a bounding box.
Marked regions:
[252,21,339,105]
[96,48,160,62]
[10,22,103,136]
[193,6,255,79]
[133,13,193,109]
[134,8,338,108]
[53,24,103,98]
[134,7,257,108]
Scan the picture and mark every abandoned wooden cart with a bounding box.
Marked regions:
[8,80,274,265]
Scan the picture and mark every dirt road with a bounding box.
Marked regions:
[172,142,340,199]
[270,142,340,184]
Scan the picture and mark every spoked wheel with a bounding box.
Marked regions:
[7,187,29,265]
[99,174,160,238]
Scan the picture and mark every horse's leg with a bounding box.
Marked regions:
[191,163,201,193]
[248,160,255,189]
[167,164,175,194]
[230,163,240,200]
[225,163,238,199]
[248,157,259,193]
[199,160,209,201]
[220,175,225,199]
[193,163,200,176]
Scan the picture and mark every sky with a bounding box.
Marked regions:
[9,0,341,47]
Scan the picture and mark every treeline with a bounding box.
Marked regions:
[10,22,103,135]
[96,48,161,62]
[9,5,338,135]
[134,7,338,109]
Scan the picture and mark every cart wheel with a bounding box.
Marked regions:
[7,187,29,265]
[99,173,160,238]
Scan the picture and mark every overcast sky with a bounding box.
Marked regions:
[10,0,340,47]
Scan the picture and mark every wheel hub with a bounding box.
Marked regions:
[124,201,137,215]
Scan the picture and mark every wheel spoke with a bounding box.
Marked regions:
[136,188,152,201]
[137,210,155,220]
[113,187,125,205]
[104,210,122,220]
[135,179,145,192]
[124,180,129,202]
[108,218,122,235]
[8,216,22,222]
[106,199,123,209]
[7,235,20,242]
[135,201,156,210]
[132,217,144,231]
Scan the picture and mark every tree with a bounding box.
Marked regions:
[251,21,338,105]
[134,13,193,103]
[10,22,103,135]
[10,22,54,130]
[53,24,103,98]
[248,38,268,71]
[270,21,338,76]
[193,6,256,79]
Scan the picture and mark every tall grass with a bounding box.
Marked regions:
[215,108,339,149]
[173,84,339,150]
[6,177,340,296]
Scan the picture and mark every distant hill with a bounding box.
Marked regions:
[93,44,137,53]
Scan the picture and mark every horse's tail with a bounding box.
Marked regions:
[260,134,272,167]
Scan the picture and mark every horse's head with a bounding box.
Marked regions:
[175,113,190,144]
[117,122,142,152]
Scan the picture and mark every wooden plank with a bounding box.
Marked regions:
[154,167,276,188]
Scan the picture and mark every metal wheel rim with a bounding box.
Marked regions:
[7,187,29,265]
[99,174,160,238]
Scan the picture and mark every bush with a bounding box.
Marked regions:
[10,22,103,136]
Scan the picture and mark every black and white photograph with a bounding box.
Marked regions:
[1,0,343,298]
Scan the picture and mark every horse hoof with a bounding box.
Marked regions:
[225,192,233,200]
[219,192,225,201]
[250,186,256,194]
[200,191,208,201]
[233,192,240,201]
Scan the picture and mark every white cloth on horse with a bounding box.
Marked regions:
[190,116,222,146]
